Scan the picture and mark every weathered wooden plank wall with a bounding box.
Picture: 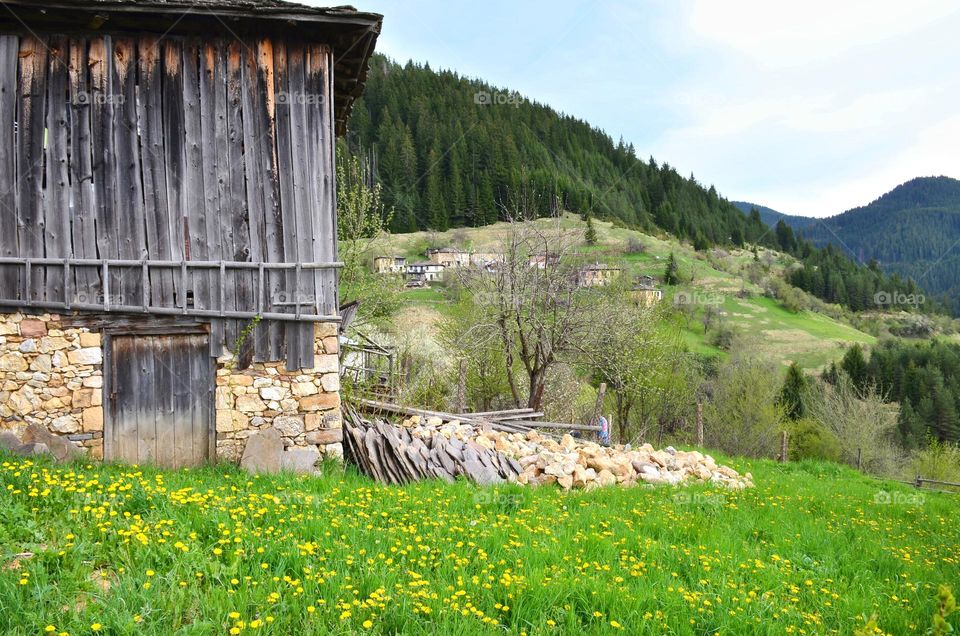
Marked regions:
[0,33,337,367]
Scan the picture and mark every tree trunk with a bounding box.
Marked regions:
[527,368,546,411]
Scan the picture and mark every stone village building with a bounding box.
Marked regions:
[0,0,382,467]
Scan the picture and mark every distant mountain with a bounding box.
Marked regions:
[741,177,960,312]
[731,201,819,231]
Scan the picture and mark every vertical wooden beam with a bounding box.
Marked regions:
[68,38,99,301]
[16,36,48,302]
[44,37,71,304]
[181,40,211,327]
[137,36,174,307]
[198,41,227,354]
[111,37,147,308]
[240,37,276,361]
[225,40,253,345]
[89,35,120,302]
[307,44,337,316]
[257,37,284,362]
[0,35,20,298]
[161,38,187,309]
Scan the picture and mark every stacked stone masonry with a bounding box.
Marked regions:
[0,313,343,464]
[0,313,104,457]
[215,322,343,463]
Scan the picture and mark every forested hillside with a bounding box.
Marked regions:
[803,177,960,312]
[731,201,818,231]
[743,178,960,313]
[346,55,761,245]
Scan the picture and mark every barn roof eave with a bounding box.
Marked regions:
[0,0,382,135]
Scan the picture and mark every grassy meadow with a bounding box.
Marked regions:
[1,452,957,635]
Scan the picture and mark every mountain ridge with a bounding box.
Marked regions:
[736,177,960,311]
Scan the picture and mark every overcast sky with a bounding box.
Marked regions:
[314,0,960,218]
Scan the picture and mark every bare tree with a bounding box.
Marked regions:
[456,190,594,411]
[584,298,693,443]
[805,375,901,475]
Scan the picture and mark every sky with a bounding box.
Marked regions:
[309,0,960,218]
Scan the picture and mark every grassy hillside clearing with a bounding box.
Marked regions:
[1,453,956,635]
[370,216,876,370]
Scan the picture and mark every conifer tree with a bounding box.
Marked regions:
[584,215,598,245]
[780,363,808,420]
[664,252,680,286]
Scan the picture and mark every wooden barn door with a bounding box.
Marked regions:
[106,332,214,467]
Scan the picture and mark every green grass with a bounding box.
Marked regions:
[1,453,957,635]
[400,287,448,304]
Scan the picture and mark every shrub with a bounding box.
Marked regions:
[624,236,645,254]
[708,323,740,351]
[909,439,960,483]
[702,355,786,458]
[787,418,842,462]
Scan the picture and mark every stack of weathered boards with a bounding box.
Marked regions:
[343,411,522,486]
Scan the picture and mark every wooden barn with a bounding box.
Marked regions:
[0,0,381,467]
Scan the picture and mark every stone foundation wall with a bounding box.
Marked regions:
[0,313,104,457]
[0,312,342,465]
[214,322,343,462]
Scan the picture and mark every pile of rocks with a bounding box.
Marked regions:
[398,416,753,490]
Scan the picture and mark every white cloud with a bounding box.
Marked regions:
[687,0,958,68]
[648,0,960,216]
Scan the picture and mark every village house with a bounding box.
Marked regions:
[529,252,560,269]
[373,256,407,274]
[0,0,382,467]
[426,247,471,268]
[469,252,505,268]
[576,263,623,287]
[406,262,446,283]
[629,275,664,306]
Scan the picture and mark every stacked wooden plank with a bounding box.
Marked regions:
[343,409,522,486]
[356,398,601,434]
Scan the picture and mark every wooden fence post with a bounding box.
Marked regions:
[780,430,788,463]
[454,358,467,413]
[696,402,704,447]
[856,447,862,471]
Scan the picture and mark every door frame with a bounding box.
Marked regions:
[103,323,215,465]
